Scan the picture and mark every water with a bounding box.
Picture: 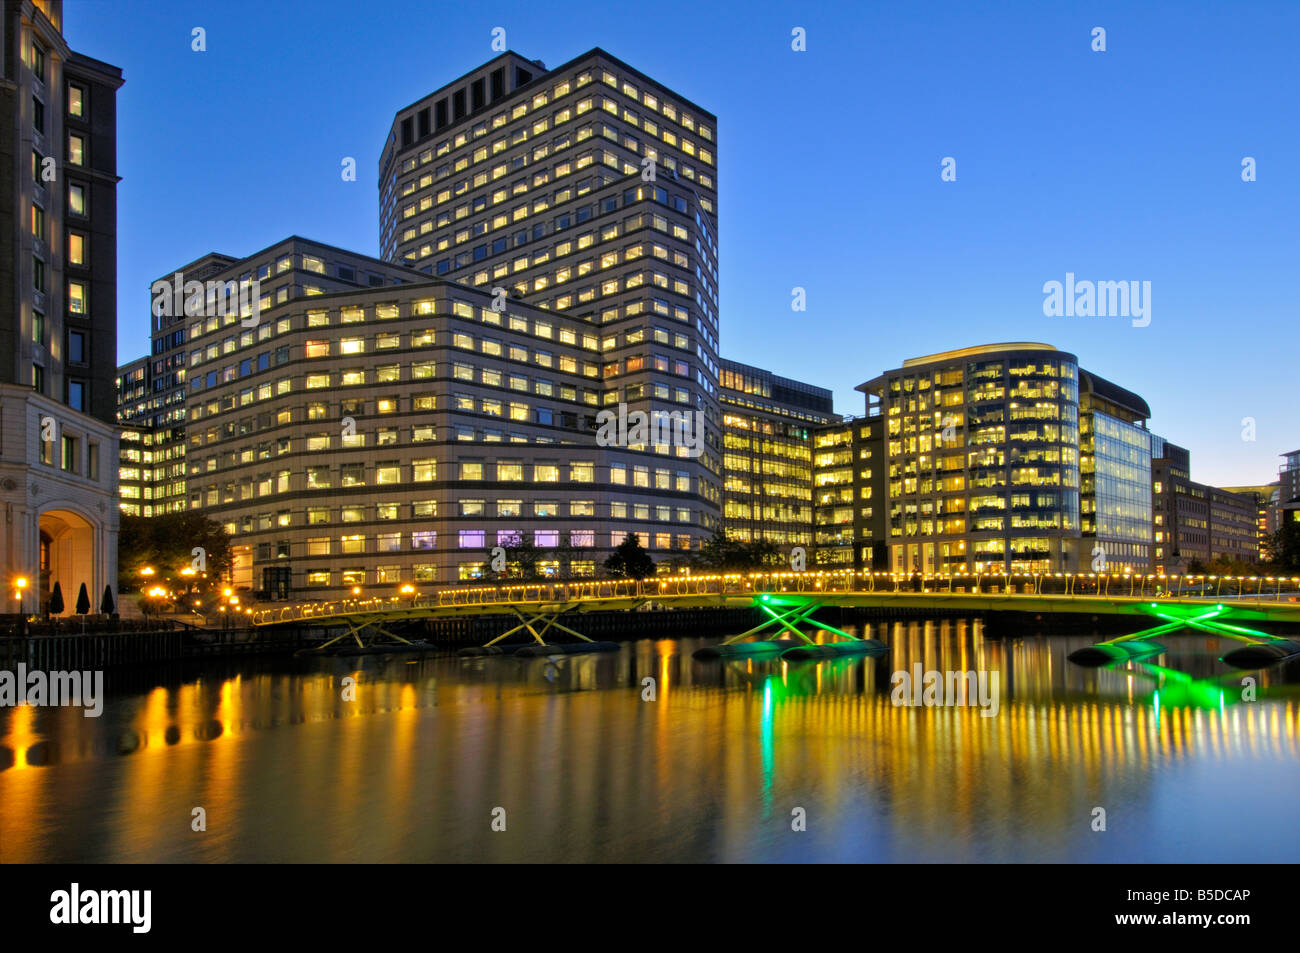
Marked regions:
[3,619,1298,863]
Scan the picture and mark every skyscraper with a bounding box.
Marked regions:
[1,0,121,614]
[379,49,722,545]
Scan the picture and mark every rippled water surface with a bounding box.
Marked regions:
[3,619,1298,862]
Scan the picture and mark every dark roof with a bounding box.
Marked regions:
[1079,369,1150,419]
[389,47,716,130]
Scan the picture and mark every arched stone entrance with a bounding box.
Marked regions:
[38,508,99,617]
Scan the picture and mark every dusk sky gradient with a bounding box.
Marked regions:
[65,0,1298,487]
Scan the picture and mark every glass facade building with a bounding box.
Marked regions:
[1078,371,1152,571]
[1080,411,1152,570]
[856,343,1152,574]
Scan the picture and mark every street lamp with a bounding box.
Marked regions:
[14,576,27,635]
[176,565,198,603]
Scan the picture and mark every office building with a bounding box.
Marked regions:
[1281,450,1300,505]
[1077,369,1153,571]
[118,248,405,526]
[855,343,1152,575]
[810,413,887,571]
[167,236,714,596]
[1221,482,1280,563]
[379,48,723,540]
[718,359,836,549]
[115,354,149,517]
[1,0,121,614]
[119,50,736,597]
[1150,438,1258,571]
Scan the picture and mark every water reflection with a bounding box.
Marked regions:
[2,619,1298,863]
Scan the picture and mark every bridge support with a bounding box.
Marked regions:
[722,601,829,647]
[306,618,415,654]
[485,605,593,647]
[695,595,886,660]
[459,605,620,657]
[1069,604,1300,668]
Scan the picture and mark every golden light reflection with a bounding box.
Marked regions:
[2,634,1299,862]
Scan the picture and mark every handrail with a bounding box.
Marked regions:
[246,571,1300,626]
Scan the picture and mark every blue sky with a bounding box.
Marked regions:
[68,0,1297,486]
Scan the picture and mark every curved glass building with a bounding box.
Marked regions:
[857,343,1150,574]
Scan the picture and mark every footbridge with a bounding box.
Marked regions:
[246,571,1300,663]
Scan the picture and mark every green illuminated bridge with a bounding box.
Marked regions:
[247,571,1300,665]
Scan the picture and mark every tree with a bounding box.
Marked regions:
[551,531,579,581]
[118,512,233,601]
[490,531,547,581]
[692,530,783,573]
[604,533,655,579]
[1266,520,1300,573]
[1202,556,1268,577]
[47,581,64,616]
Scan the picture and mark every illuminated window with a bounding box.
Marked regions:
[68,282,86,314]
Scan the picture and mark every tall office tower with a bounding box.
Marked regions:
[1,0,122,615]
[717,359,836,550]
[855,343,1154,575]
[378,50,723,552]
